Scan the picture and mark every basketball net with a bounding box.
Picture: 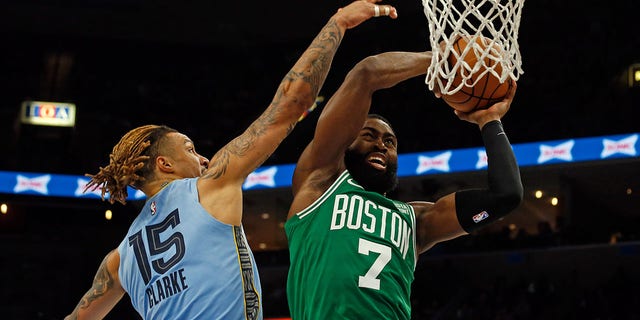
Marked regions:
[423,0,525,95]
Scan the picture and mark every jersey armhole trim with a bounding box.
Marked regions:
[296,170,350,220]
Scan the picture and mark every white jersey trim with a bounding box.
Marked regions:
[296,170,350,220]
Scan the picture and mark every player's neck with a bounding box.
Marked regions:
[142,178,175,197]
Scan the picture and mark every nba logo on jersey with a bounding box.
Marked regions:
[150,201,157,215]
[472,211,489,223]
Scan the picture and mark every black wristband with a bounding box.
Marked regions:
[455,120,523,233]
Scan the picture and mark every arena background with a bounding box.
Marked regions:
[0,0,638,319]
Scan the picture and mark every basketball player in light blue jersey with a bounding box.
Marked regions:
[286,51,523,319]
[64,1,399,319]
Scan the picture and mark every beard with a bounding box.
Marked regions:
[344,149,398,195]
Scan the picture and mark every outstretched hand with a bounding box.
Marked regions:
[454,79,517,129]
[335,0,398,29]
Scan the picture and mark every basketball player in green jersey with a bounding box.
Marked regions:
[285,51,523,319]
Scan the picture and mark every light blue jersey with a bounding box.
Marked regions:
[118,178,262,319]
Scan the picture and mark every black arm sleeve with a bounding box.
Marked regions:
[455,120,524,233]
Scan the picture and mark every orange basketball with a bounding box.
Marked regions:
[441,36,513,112]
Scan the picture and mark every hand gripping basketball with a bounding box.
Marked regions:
[454,80,517,126]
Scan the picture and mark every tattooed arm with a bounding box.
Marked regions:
[65,249,125,320]
[197,0,397,225]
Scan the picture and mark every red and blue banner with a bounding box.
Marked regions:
[0,133,637,201]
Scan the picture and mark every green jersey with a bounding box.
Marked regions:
[286,170,417,320]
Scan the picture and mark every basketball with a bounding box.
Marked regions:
[441,36,513,112]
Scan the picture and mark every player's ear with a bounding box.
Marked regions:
[156,156,174,173]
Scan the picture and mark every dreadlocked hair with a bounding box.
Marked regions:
[84,125,178,205]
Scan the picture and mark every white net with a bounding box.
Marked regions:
[423,0,525,95]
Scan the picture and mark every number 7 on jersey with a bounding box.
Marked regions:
[358,238,391,290]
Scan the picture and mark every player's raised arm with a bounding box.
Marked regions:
[202,1,398,187]
[291,51,431,196]
[413,82,523,253]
